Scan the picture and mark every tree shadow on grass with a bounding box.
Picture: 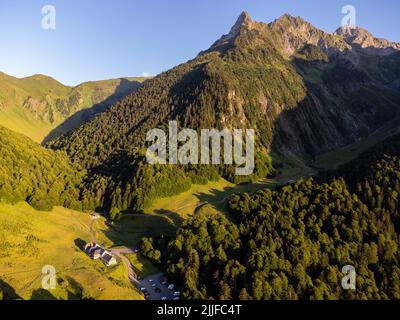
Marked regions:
[153,209,184,227]
[65,276,84,300]
[0,279,21,300]
[103,214,177,249]
[74,238,87,250]
[30,288,58,300]
[193,182,271,213]
[29,277,85,300]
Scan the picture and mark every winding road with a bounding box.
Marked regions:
[88,214,174,300]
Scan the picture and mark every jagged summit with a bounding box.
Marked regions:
[268,13,350,57]
[272,13,307,26]
[204,11,257,53]
[335,25,400,55]
[226,11,253,39]
[335,25,369,36]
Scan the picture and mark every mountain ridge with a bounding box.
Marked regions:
[0,71,149,142]
[35,13,400,212]
[335,26,400,55]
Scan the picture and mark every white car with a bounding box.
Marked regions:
[173,297,180,301]
[140,287,146,292]
[152,283,156,287]
[173,291,180,297]
[168,284,174,290]
[161,297,167,301]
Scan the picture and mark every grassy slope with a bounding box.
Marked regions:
[0,141,377,300]
[105,215,177,248]
[125,253,160,278]
[0,202,143,300]
[0,73,66,142]
[0,108,53,143]
[314,118,400,170]
[0,72,147,143]
[146,178,276,219]
[145,148,319,219]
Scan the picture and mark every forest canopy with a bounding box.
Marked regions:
[0,126,84,211]
[143,134,400,300]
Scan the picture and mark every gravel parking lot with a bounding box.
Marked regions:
[137,273,178,300]
[108,246,178,300]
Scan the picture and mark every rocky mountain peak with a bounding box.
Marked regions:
[269,13,350,57]
[272,13,308,27]
[226,11,254,40]
[204,11,256,53]
[335,26,400,55]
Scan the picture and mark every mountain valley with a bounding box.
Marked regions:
[1,11,400,301]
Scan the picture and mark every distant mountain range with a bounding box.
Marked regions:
[0,72,148,142]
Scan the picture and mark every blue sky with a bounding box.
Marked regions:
[0,0,399,86]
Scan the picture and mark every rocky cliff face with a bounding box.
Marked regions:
[268,14,351,58]
[335,26,400,55]
[208,13,400,157]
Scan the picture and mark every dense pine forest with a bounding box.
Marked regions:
[142,134,400,300]
[0,126,84,211]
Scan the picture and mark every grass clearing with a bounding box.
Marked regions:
[146,178,274,219]
[105,215,177,248]
[125,253,160,278]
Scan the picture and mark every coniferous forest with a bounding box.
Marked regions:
[142,134,400,300]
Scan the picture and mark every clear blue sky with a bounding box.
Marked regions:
[0,0,399,86]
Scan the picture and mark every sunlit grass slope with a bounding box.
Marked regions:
[0,202,143,300]
[0,72,147,142]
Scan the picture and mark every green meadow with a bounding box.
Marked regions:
[0,202,143,300]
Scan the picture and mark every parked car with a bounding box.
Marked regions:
[152,283,156,287]
[168,284,174,290]
[161,297,167,301]
[160,276,167,284]
[173,297,180,301]
[173,291,180,297]
[140,287,146,292]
